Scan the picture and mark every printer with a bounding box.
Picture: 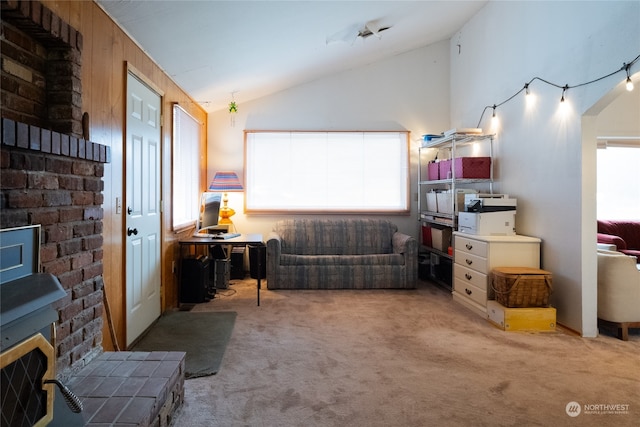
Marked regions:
[458,194,517,235]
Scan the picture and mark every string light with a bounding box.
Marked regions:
[476,54,639,129]
[560,85,568,103]
[625,63,635,91]
[490,104,499,132]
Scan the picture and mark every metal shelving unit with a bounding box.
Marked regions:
[417,133,494,288]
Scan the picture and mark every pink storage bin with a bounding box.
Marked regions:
[453,157,491,179]
[427,162,439,180]
[438,159,452,179]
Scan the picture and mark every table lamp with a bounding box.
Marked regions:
[208,171,244,225]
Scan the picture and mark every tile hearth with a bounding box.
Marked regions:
[67,351,185,427]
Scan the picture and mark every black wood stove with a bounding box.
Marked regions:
[1,225,83,426]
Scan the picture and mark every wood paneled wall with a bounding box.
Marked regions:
[42,1,208,350]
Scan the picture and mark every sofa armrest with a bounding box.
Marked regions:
[266,232,281,261]
[393,232,417,283]
[266,232,282,282]
[392,232,415,254]
[597,233,627,251]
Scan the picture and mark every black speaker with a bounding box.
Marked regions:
[249,245,266,279]
[180,255,212,303]
[230,246,245,280]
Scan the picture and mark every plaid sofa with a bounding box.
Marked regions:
[266,219,417,289]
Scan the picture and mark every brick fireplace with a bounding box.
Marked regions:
[1,3,188,424]
[1,0,109,379]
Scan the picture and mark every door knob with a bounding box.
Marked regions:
[127,207,133,215]
[127,227,138,236]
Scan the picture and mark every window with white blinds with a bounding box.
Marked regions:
[172,104,202,229]
[244,131,409,213]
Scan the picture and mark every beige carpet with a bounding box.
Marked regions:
[171,278,639,427]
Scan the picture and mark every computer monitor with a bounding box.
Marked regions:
[196,192,221,232]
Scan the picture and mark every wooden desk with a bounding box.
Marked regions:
[178,234,264,305]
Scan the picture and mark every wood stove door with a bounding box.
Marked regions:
[125,71,162,346]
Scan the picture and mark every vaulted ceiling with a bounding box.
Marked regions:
[96,1,487,112]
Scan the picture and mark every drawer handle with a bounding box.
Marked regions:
[465,243,473,250]
[465,288,472,295]
[465,259,473,265]
[465,273,472,280]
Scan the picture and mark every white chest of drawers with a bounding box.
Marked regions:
[452,233,541,316]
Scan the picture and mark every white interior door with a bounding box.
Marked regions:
[125,72,161,346]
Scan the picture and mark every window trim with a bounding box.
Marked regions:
[243,130,410,214]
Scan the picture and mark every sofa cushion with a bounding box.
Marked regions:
[597,220,640,250]
[274,219,397,255]
[280,253,405,266]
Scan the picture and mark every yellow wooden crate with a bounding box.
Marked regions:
[487,300,556,331]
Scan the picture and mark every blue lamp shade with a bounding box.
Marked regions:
[208,171,244,192]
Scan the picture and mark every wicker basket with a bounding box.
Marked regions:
[490,267,553,308]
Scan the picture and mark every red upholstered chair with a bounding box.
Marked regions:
[597,220,640,263]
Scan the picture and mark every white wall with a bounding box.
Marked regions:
[208,41,451,238]
[595,88,640,137]
[450,1,640,335]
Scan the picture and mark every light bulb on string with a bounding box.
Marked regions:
[625,63,634,91]
[490,105,499,132]
[560,85,568,103]
[625,71,634,91]
[558,85,571,116]
[524,83,536,109]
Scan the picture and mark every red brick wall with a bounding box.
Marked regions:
[1,0,107,379]
[1,0,83,138]
[1,118,109,377]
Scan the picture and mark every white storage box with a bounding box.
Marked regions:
[458,211,516,235]
[426,191,438,212]
[437,189,477,214]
